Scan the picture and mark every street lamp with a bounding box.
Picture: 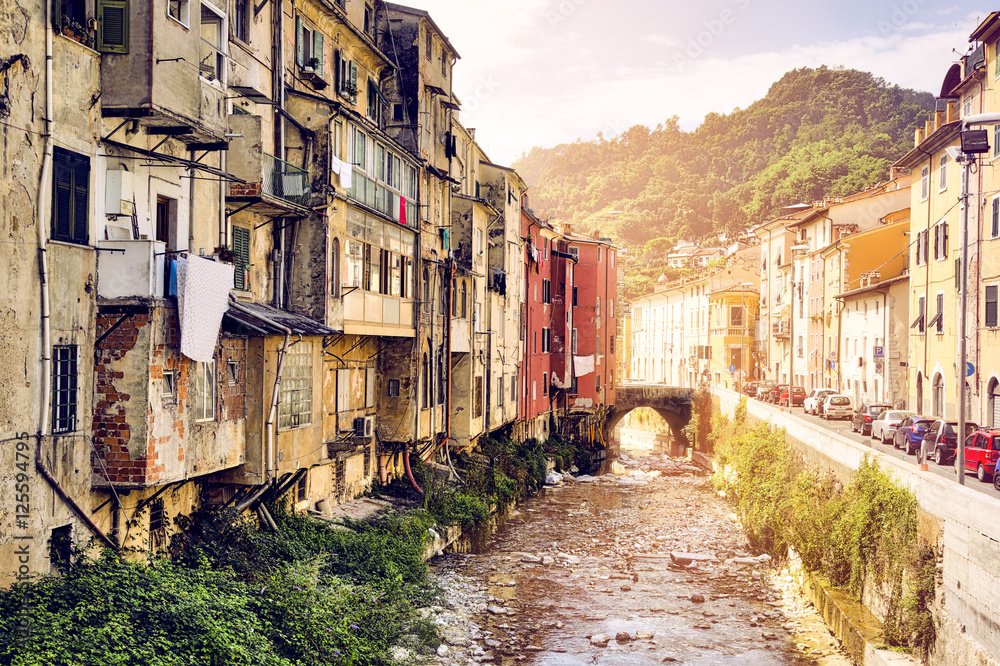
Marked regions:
[949,114,995,485]
[788,245,809,406]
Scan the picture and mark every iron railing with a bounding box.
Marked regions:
[263,152,311,207]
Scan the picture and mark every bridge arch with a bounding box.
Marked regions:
[603,384,696,455]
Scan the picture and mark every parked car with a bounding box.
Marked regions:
[893,416,936,455]
[963,429,1000,482]
[804,389,835,415]
[851,402,894,436]
[870,410,916,444]
[821,394,853,420]
[923,420,979,465]
[769,384,788,404]
[779,386,806,407]
[743,382,758,396]
[755,381,774,400]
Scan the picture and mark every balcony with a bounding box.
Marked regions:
[262,153,311,207]
[227,115,311,213]
[96,240,168,300]
[772,321,789,338]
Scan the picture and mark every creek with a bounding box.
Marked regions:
[418,441,853,665]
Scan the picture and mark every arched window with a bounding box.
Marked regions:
[421,353,429,408]
[916,372,924,414]
[460,281,467,318]
[989,378,1000,427]
[451,278,457,317]
[933,373,944,417]
[330,238,341,297]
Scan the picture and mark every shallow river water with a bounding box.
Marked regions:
[419,449,852,666]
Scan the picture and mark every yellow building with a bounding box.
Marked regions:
[709,286,760,391]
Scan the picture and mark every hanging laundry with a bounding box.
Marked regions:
[330,156,344,184]
[573,354,596,377]
[400,195,407,226]
[176,255,234,363]
[339,161,352,189]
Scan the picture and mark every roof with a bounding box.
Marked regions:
[835,274,909,300]
[384,3,461,59]
[223,302,340,336]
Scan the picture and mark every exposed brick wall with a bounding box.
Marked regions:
[218,336,246,422]
[93,311,153,486]
[229,182,261,197]
[149,308,187,474]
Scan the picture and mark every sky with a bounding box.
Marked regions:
[405,0,992,165]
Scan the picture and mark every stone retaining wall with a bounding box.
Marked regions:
[714,387,1000,666]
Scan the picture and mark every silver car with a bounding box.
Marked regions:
[821,394,853,420]
[871,410,916,443]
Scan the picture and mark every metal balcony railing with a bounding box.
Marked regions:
[263,152,311,207]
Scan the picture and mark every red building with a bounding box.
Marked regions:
[520,198,618,444]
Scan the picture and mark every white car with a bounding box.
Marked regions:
[821,394,853,420]
[804,389,836,415]
[871,410,916,443]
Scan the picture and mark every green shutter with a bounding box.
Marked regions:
[97,0,129,54]
[313,31,324,77]
[52,151,73,241]
[350,61,357,103]
[295,16,304,67]
[233,226,250,291]
[72,156,90,244]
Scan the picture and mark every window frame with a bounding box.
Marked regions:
[195,360,216,422]
[51,147,90,246]
[168,0,190,26]
[199,2,227,85]
[920,164,929,202]
[52,345,78,434]
[233,0,249,43]
[986,283,999,329]
[278,342,313,429]
[938,153,948,192]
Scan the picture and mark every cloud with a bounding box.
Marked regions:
[641,33,680,47]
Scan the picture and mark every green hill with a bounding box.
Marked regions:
[513,66,935,248]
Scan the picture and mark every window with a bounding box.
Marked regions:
[388,378,400,397]
[425,30,432,60]
[570,374,578,394]
[195,360,216,422]
[992,196,1000,238]
[933,373,945,416]
[232,226,250,291]
[610,299,615,317]
[542,279,551,304]
[596,296,601,316]
[168,0,189,25]
[337,51,357,100]
[920,165,929,201]
[931,292,945,335]
[474,376,483,417]
[572,328,578,354]
[149,499,166,552]
[163,370,176,402]
[227,360,239,385]
[296,474,307,502]
[49,524,72,571]
[421,353,429,409]
[915,229,928,266]
[279,342,312,428]
[200,3,225,83]
[511,376,517,402]
[476,229,483,255]
[52,147,89,245]
[296,17,327,80]
[366,79,382,124]
[939,154,948,191]
[364,4,373,35]
[933,221,949,261]
[330,237,340,297]
[572,286,578,307]
[987,284,999,328]
[596,375,601,394]
[729,306,743,328]
[96,0,129,53]
[52,346,78,434]
[912,295,926,333]
[542,328,550,353]
[392,103,403,122]
[995,125,1000,158]
[542,373,548,397]
[497,377,503,407]
[233,0,249,42]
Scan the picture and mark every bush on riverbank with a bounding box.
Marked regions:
[712,398,934,655]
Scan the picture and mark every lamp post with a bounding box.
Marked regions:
[788,246,809,406]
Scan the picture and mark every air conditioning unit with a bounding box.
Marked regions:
[353,417,366,436]
[364,416,374,437]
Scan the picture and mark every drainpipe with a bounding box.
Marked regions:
[34,1,117,552]
[429,255,438,455]
[228,297,292,482]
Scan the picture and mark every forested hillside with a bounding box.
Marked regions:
[514,67,935,248]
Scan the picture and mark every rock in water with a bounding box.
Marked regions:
[615,631,632,643]
[589,634,611,647]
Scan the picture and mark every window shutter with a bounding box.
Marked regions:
[233,226,250,290]
[295,16,304,67]
[943,222,948,254]
[334,49,341,93]
[313,31,324,77]
[97,0,129,54]
[955,258,961,291]
[350,61,358,102]
[993,198,999,237]
[72,156,90,244]
[52,151,73,242]
[365,367,375,407]
[987,285,998,328]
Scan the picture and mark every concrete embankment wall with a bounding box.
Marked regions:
[714,387,1000,666]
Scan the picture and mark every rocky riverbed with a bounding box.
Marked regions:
[404,450,852,665]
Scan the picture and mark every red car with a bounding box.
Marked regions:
[779,386,806,407]
[963,429,1000,483]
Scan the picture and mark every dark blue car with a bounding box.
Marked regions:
[893,416,935,455]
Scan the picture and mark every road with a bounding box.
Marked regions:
[756,398,1000,499]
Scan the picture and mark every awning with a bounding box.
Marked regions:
[103,139,244,183]
[441,100,461,110]
[425,84,448,96]
[223,302,340,337]
[427,164,461,185]
[372,84,390,107]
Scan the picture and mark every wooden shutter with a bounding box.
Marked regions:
[295,16,304,67]
[72,156,89,244]
[232,226,250,291]
[97,0,129,54]
[334,49,341,93]
[52,150,73,242]
[350,61,357,102]
[313,31,324,77]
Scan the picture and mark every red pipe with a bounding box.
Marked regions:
[403,443,423,493]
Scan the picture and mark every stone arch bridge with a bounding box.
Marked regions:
[603,383,696,455]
